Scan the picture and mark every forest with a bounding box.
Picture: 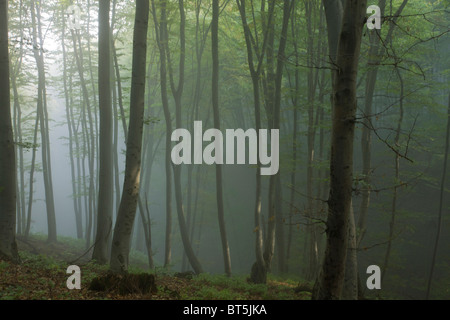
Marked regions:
[0,0,449,301]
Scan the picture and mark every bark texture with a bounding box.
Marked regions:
[110,0,149,273]
[0,0,20,263]
[313,0,367,300]
[93,0,113,264]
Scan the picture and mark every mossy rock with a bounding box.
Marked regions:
[174,271,195,280]
[294,283,312,293]
[89,272,157,295]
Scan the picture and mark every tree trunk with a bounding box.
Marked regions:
[93,0,113,264]
[236,0,273,284]
[0,0,19,263]
[61,11,83,239]
[342,202,358,300]
[381,68,404,283]
[150,0,173,269]
[265,0,292,275]
[313,0,367,300]
[358,0,408,247]
[304,0,321,280]
[110,0,149,273]
[212,0,232,277]
[31,0,57,243]
[25,114,39,239]
[286,6,299,270]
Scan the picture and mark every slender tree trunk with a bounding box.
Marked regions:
[31,0,57,243]
[25,115,39,239]
[358,0,408,247]
[11,74,25,236]
[381,68,404,282]
[212,0,232,277]
[93,0,113,264]
[110,0,149,273]
[150,0,173,269]
[111,41,121,214]
[305,0,320,280]
[236,0,274,283]
[265,0,292,274]
[286,6,299,268]
[68,64,84,240]
[62,8,83,240]
[112,37,128,140]
[162,0,204,275]
[11,0,25,236]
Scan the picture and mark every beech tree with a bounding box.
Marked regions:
[211,0,232,277]
[92,0,113,264]
[110,0,149,273]
[313,0,367,300]
[0,0,19,263]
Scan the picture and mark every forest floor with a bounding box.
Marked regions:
[0,235,312,300]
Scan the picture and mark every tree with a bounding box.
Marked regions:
[0,0,19,263]
[313,0,367,300]
[61,7,83,240]
[236,0,275,284]
[262,0,293,277]
[211,0,232,277]
[92,0,113,264]
[30,0,57,243]
[150,0,173,269]
[110,0,149,273]
[357,0,408,247]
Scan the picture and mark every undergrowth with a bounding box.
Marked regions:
[0,234,311,300]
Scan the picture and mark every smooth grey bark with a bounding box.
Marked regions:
[268,0,292,275]
[236,0,274,284]
[10,1,25,235]
[260,0,292,277]
[111,39,121,214]
[12,62,26,236]
[25,113,39,239]
[70,27,97,247]
[61,11,83,239]
[67,62,84,240]
[150,0,173,269]
[182,0,212,274]
[212,0,232,277]
[342,202,358,300]
[304,0,321,280]
[134,52,159,268]
[286,8,299,269]
[170,0,204,275]
[0,0,19,263]
[110,0,122,215]
[323,0,343,63]
[112,36,128,141]
[110,0,149,273]
[93,0,113,264]
[31,0,57,243]
[313,0,367,300]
